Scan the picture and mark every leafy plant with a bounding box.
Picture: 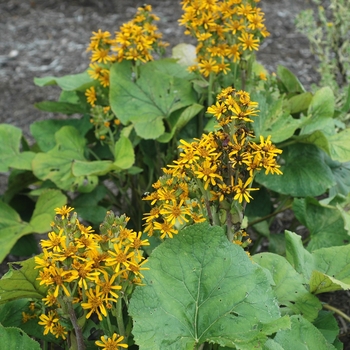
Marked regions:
[0,0,350,349]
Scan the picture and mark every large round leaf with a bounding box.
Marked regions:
[255,143,335,197]
[129,223,288,350]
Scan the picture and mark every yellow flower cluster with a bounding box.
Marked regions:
[36,206,149,339]
[143,87,282,240]
[84,5,167,140]
[179,0,269,77]
[86,4,167,87]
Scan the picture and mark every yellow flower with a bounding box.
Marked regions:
[85,87,97,107]
[81,286,111,321]
[40,229,66,252]
[54,205,74,219]
[38,310,59,335]
[233,177,259,203]
[51,323,68,340]
[198,58,219,77]
[96,270,122,300]
[238,32,259,51]
[153,220,178,239]
[160,200,191,225]
[95,333,128,349]
[207,101,227,119]
[194,159,223,190]
[106,244,136,273]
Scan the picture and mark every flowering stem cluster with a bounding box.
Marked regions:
[143,87,282,244]
[179,0,269,103]
[84,5,168,144]
[35,206,149,349]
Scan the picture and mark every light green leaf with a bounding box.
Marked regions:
[272,315,336,349]
[72,160,114,176]
[0,324,41,350]
[255,144,335,197]
[28,189,66,232]
[0,124,35,171]
[310,270,350,294]
[301,87,335,136]
[129,223,286,350]
[287,92,313,114]
[328,129,350,162]
[32,126,97,192]
[285,230,350,294]
[34,71,93,91]
[285,230,314,279]
[297,130,331,156]
[277,65,305,93]
[30,117,92,152]
[309,245,350,294]
[110,60,196,139]
[253,253,321,322]
[114,136,135,170]
[0,257,48,303]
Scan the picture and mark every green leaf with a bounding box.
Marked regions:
[277,66,305,93]
[129,223,287,349]
[28,189,67,232]
[32,126,98,192]
[34,101,88,114]
[0,124,35,171]
[272,315,336,349]
[313,311,339,345]
[255,144,335,197]
[301,87,335,136]
[114,136,135,170]
[0,324,41,350]
[251,94,304,143]
[72,185,109,224]
[285,230,350,294]
[157,104,203,143]
[72,160,114,176]
[30,116,92,152]
[0,201,31,263]
[309,245,350,294]
[328,129,350,162]
[297,130,330,155]
[292,197,349,251]
[253,253,321,322]
[34,71,93,91]
[285,230,314,278]
[147,58,195,80]
[109,61,197,139]
[0,190,66,262]
[0,257,48,303]
[287,92,313,114]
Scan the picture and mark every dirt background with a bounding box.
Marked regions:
[0,0,349,347]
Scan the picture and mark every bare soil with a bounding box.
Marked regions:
[0,0,349,347]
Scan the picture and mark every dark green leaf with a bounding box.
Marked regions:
[255,144,335,197]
